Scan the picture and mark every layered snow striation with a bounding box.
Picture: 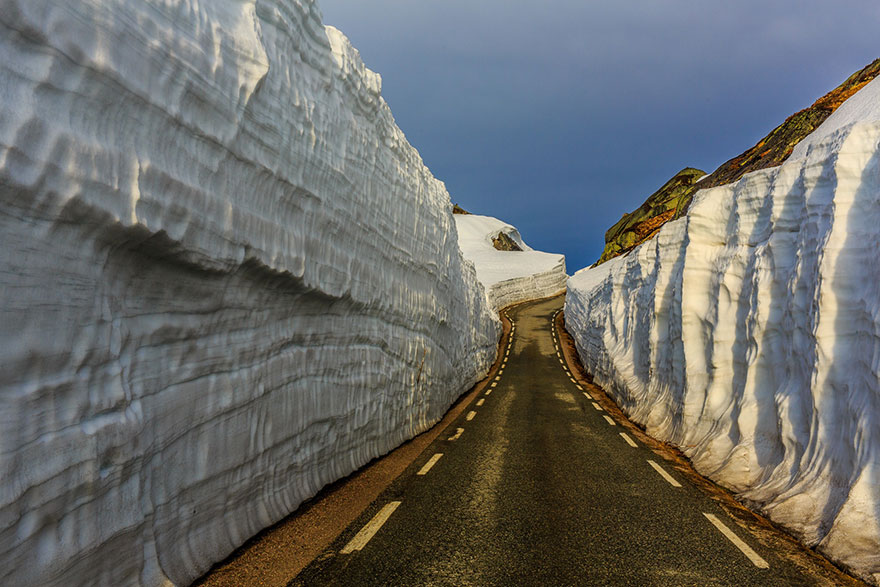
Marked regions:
[0,1,501,585]
[565,77,880,584]
[455,214,567,311]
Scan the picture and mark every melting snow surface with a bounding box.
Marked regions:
[0,1,499,584]
[566,77,880,585]
[455,214,567,310]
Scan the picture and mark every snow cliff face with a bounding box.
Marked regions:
[566,77,880,584]
[455,214,567,311]
[0,1,500,585]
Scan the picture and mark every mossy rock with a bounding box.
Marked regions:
[596,57,880,267]
[492,231,522,251]
[597,167,705,265]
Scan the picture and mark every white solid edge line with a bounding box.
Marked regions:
[592,402,603,411]
[647,460,682,487]
[603,415,617,426]
[477,398,485,406]
[703,513,770,569]
[466,410,476,421]
[619,432,638,447]
[340,501,402,554]
[417,453,443,476]
[448,428,464,441]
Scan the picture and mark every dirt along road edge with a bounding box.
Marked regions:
[194,308,516,586]
[553,309,865,586]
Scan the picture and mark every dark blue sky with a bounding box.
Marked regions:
[318,0,878,272]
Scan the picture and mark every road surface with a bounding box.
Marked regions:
[289,295,854,586]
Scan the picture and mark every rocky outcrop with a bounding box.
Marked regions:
[455,214,567,311]
[597,57,880,266]
[491,231,523,252]
[597,168,705,264]
[568,73,880,585]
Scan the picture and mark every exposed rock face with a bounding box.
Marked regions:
[567,76,880,585]
[597,57,880,266]
[491,231,523,252]
[455,214,567,311]
[597,168,705,264]
[0,1,499,585]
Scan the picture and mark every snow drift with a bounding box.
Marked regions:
[565,77,880,584]
[0,1,500,585]
[455,214,567,310]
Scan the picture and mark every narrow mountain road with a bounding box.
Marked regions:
[289,295,857,586]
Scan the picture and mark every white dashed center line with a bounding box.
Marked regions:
[340,501,402,554]
[466,411,476,421]
[603,415,617,426]
[647,460,681,487]
[619,432,638,447]
[703,513,770,569]
[592,402,603,411]
[448,428,464,441]
[476,398,485,406]
[417,453,443,476]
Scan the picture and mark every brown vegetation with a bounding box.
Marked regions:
[597,58,880,266]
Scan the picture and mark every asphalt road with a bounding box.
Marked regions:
[290,296,854,586]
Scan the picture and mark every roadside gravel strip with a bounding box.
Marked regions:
[195,309,516,586]
[200,294,862,586]
[552,307,863,585]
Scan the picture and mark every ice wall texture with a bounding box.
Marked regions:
[455,214,567,311]
[566,78,880,584]
[0,1,501,585]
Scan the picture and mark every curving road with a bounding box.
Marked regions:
[286,295,859,586]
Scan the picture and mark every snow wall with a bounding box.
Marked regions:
[0,1,501,585]
[565,78,880,584]
[455,214,567,311]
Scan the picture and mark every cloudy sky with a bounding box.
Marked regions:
[318,0,878,272]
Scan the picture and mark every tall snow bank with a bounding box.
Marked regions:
[565,77,880,584]
[455,214,567,310]
[0,1,500,585]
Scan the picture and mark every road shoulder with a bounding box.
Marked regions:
[194,310,516,586]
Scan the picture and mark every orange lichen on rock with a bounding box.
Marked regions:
[595,57,880,267]
[633,209,675,241]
